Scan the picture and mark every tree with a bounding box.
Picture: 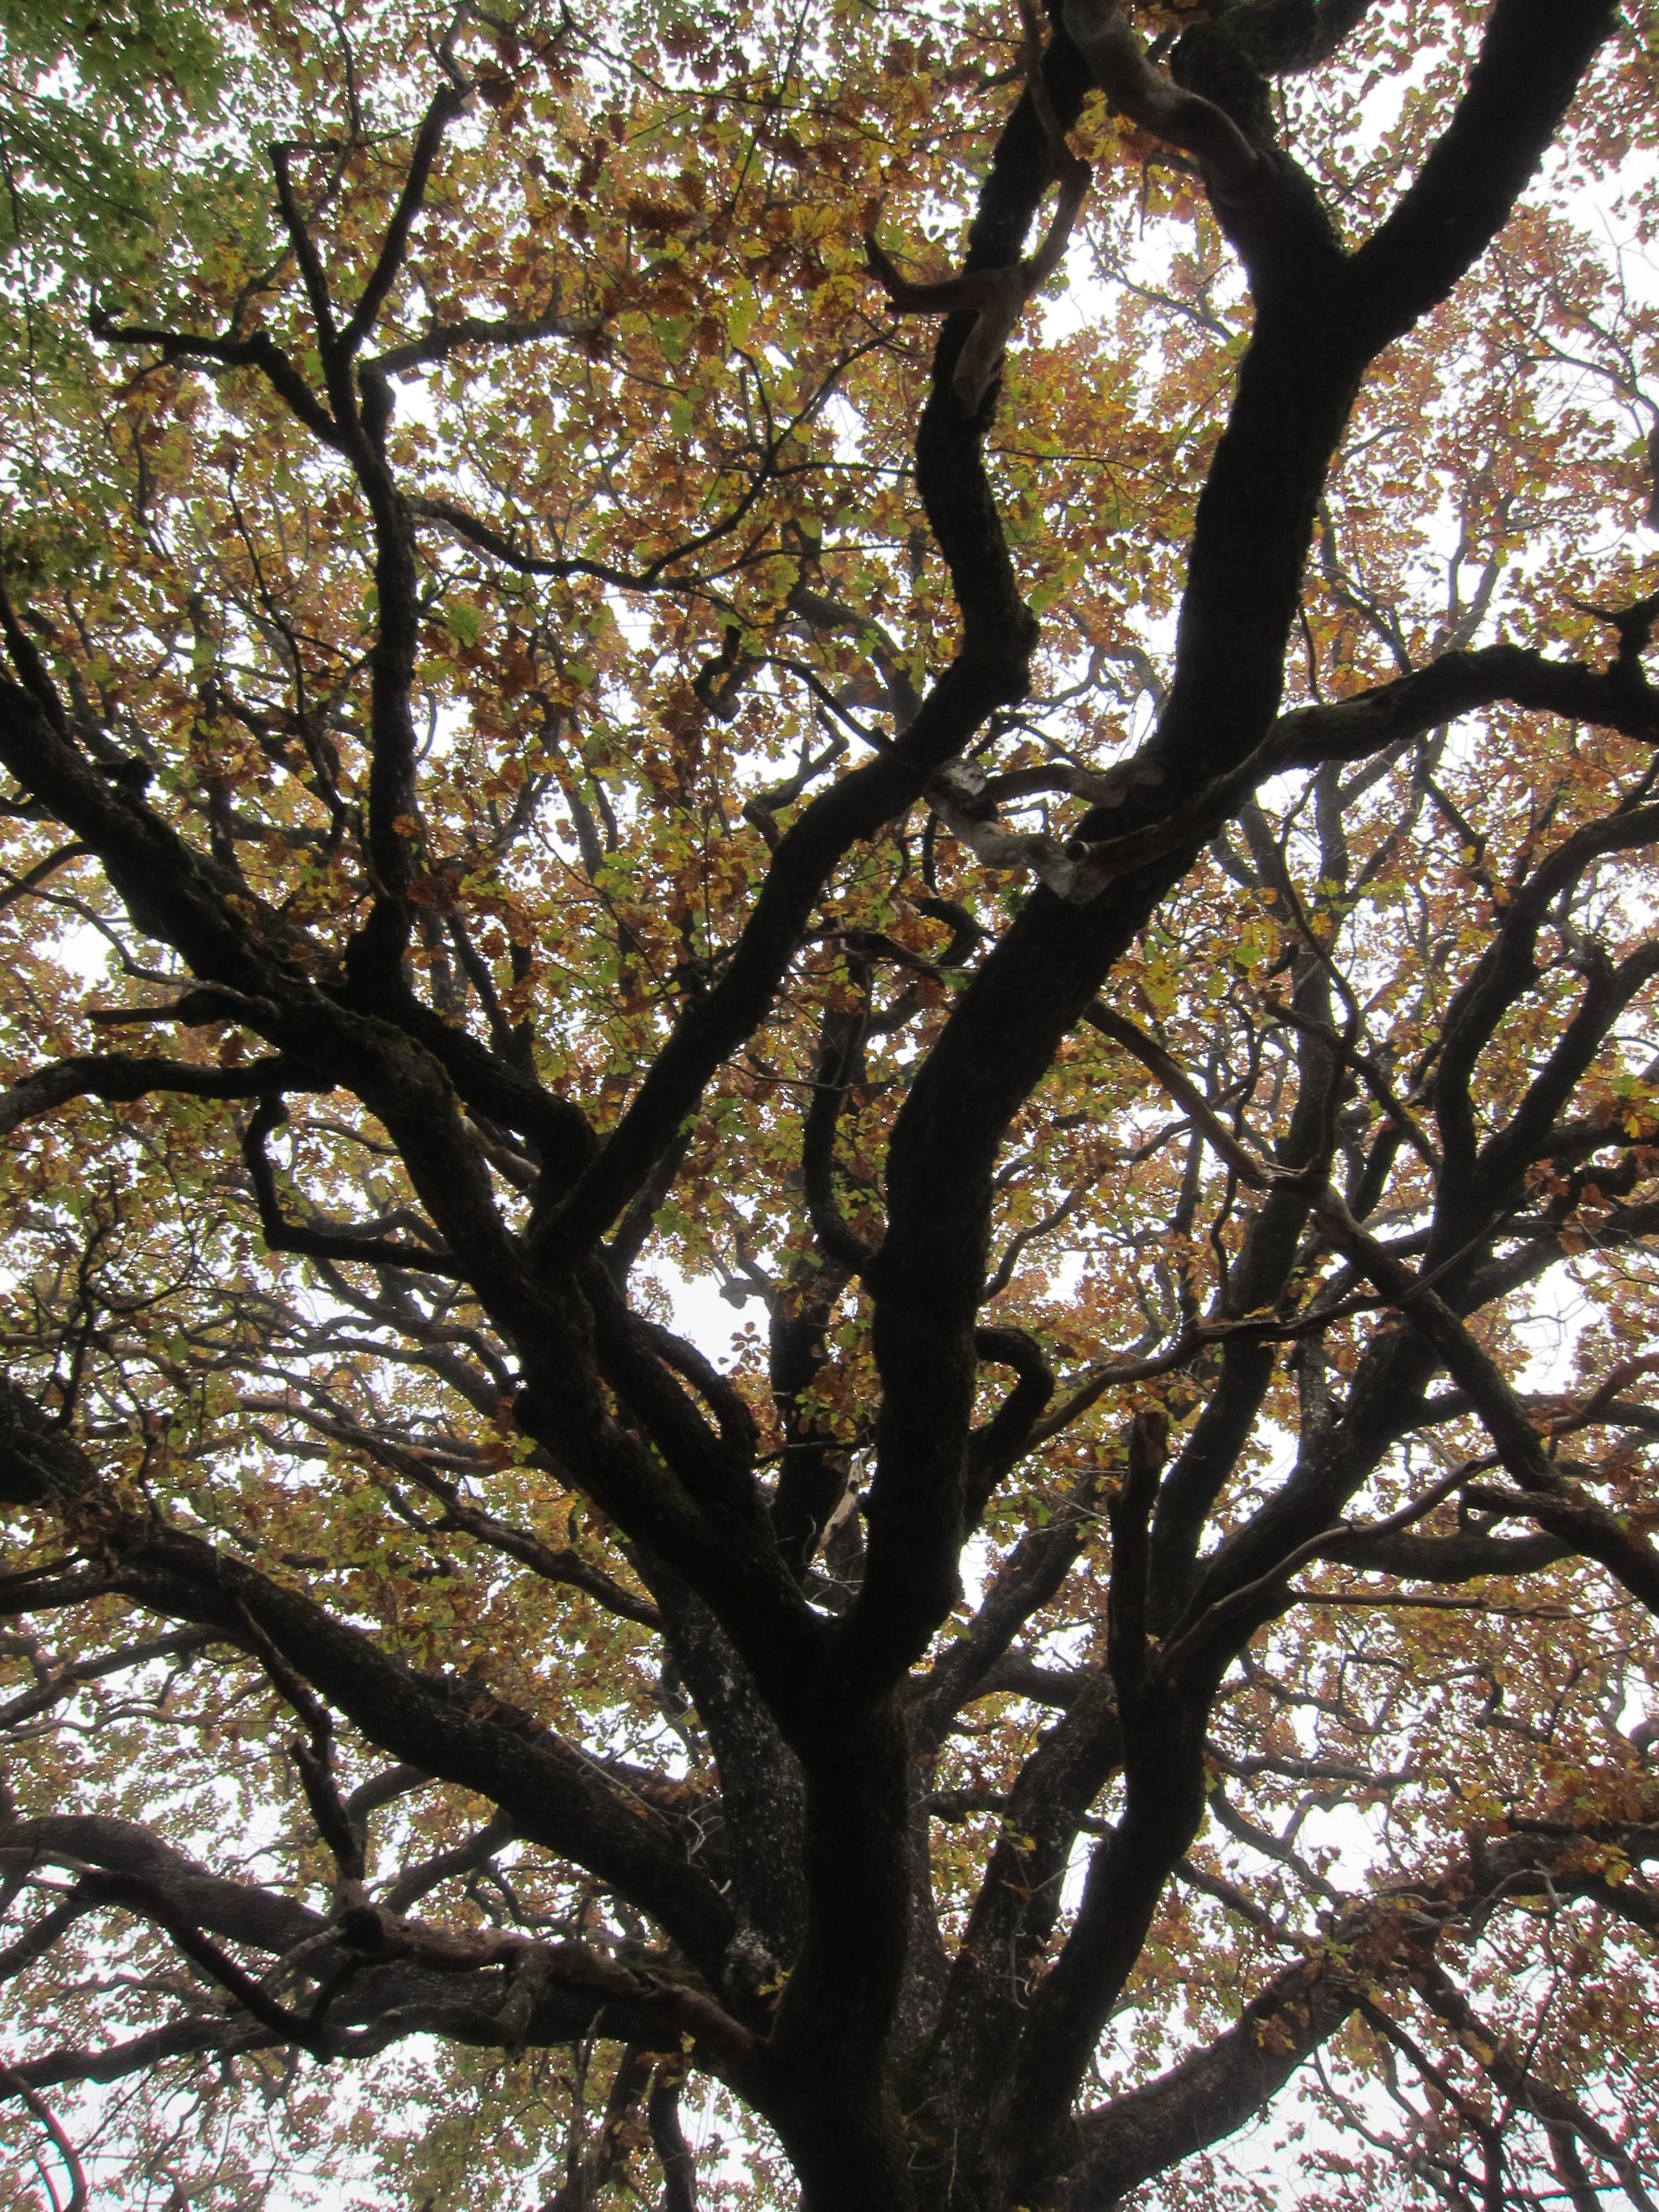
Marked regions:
[1,0,1657,2204]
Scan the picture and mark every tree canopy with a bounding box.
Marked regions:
[2,1,1659,2207]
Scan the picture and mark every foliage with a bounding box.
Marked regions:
[0,1,1658,2207]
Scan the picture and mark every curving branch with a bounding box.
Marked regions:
[1351,0,1619,348]
[240,1096,463,1276]
[1062,0,1260,196]
[0,2065,87,2212]
[868,0,1092,414]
